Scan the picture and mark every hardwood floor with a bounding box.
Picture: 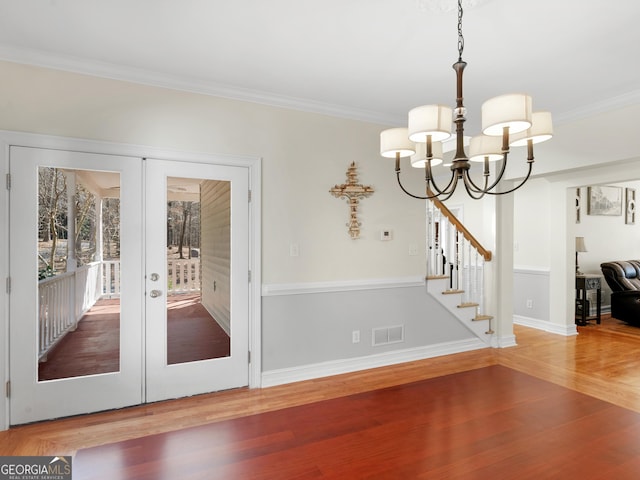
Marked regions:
[74,365,640,479]
[2,316,640,477]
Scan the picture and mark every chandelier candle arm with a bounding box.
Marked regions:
[410,140,443,168]
[473,148,535,196]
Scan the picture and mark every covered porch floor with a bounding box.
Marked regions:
[38,294,230,381]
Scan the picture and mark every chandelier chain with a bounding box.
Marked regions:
[457,0,464,60]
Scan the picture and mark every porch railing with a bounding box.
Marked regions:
[167,259,201,294]
[38,271,75,361]
[38,261,101,361]
[100,259,201,297]
[427,197,492,316]
[101,260,121,298]
[38,258,201,361]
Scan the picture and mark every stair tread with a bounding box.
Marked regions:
[458,302,479,308]
[426,275,449,280]
[474,314,494,321]
[441,289,464,295]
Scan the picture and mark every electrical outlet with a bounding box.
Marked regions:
[289,243,299,257]
[409,243,418,256]
[352,330,360,344]
[526,299,533,309]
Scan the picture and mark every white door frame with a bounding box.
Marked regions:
[0,130,262,431]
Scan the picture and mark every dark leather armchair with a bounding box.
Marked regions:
[600,260,640,326]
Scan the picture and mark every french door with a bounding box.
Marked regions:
[144,159,249,402]
[9,147,249,425]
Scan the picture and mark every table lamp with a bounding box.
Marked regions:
[575,236,587,275]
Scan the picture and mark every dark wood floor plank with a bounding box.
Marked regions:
[73,365,640,479]
[5,318,640,478]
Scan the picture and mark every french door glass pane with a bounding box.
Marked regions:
[166,177,231,364]
[37,168,121,381]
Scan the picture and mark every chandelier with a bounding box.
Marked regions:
[380,0,553,200]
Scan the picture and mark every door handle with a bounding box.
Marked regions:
[149,289,163,298]
[150,273,160,282]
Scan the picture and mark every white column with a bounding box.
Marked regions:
[95,196,105,297]
[63,171,78,325]
[548,185,578,335]
[64,171,77,272]
[491,181,516,347]
[95,197,104,263]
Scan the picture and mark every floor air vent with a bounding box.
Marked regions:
[372,325,404,346]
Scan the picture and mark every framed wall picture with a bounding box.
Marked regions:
[587,186,622,216]
[626,188,636,225]
[576,187,581,223]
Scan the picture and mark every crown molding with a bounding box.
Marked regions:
[0,45,402,126]
[554,89,640,126]
[0,44,635,129]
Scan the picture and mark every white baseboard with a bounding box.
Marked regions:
[491,333,518,348]
[514,315,578,336]
[261,338,487,388]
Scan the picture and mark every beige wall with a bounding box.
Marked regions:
[0,60,430,284]
[513,177,552,268]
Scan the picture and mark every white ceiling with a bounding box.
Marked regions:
[0,0,638,131]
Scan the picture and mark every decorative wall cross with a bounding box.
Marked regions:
[329,162,374,239]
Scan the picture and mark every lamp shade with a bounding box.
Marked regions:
[509,111,553,147]
[482,93,532,136]
[469,135,504,162]
[380,128,415,158]
[576,236,588,253]
[408,104,453,143]
[410,141,444,168]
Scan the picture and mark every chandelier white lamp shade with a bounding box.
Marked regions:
[468,135,503,162]
[509,111,554,147]
[379,0,553,201]
[408,105,453,142]
[379,127,415,159]
[481,93,533,136]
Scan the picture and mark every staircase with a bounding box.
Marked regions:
[426,196,494,344]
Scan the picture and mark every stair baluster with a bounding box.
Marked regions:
[426,198,493,336]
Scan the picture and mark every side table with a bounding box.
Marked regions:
[575,274,601,325]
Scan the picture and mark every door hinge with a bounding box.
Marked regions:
[5,277,10,294]
[248,189,252,203]
[5,381,10,398]
[248,270,252,283]
[248,351,251,364]
[5,173,10,190]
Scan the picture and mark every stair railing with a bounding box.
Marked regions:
[426,195,492,316]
